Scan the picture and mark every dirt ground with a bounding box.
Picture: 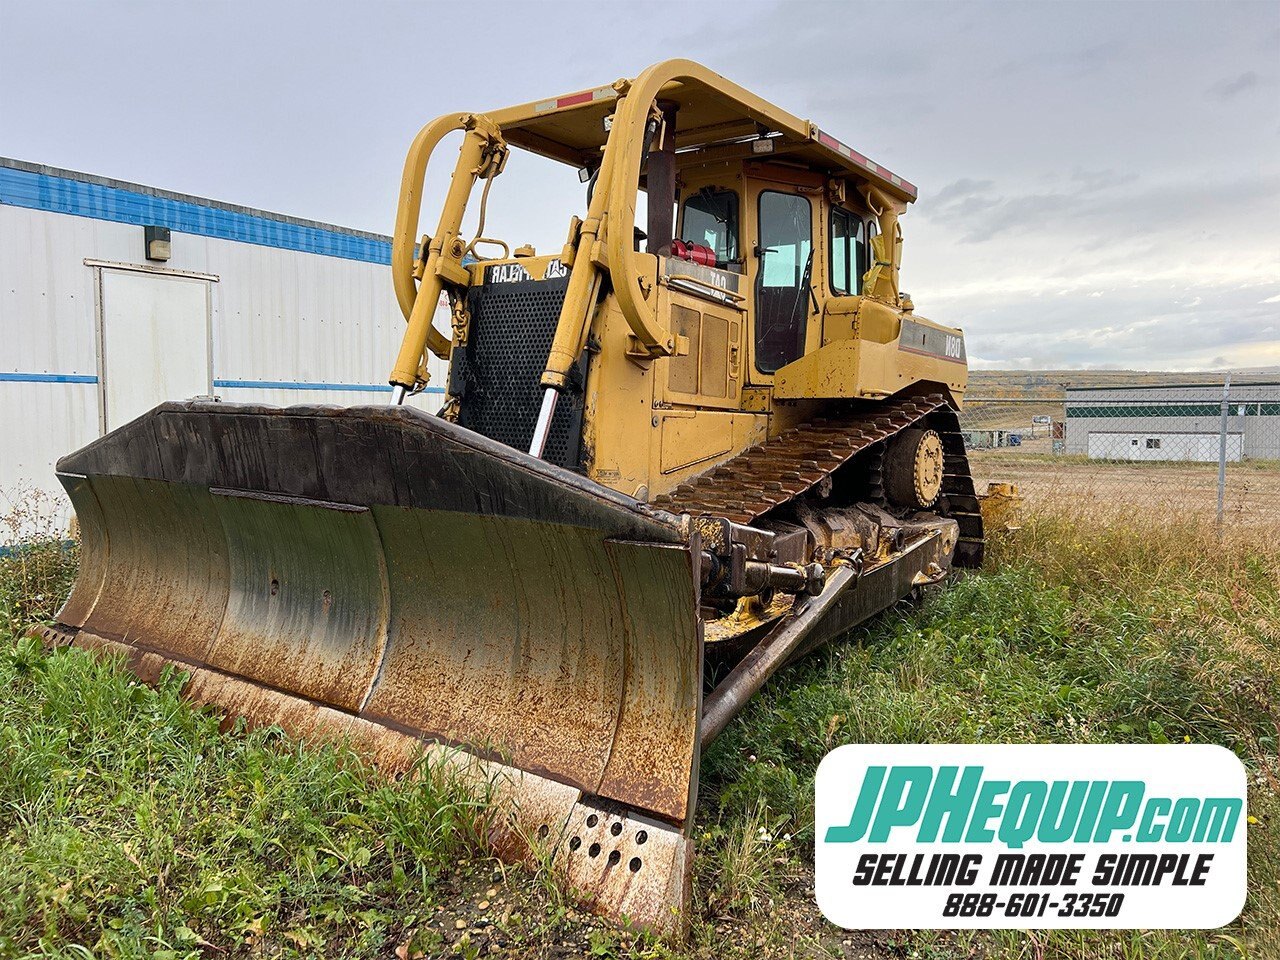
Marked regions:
[967,450,1280,529]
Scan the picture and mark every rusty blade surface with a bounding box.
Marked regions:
[54,401,702,827]
[35,625,692,936]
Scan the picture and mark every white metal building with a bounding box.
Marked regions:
[1064,383,1280,462]
[0,157,448,516]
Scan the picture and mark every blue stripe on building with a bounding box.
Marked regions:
[0,371,98,384]
[0,373,447,395]
[0,165,392,265]
[214,379,445,394]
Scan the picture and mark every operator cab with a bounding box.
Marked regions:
[392,62,964,490]
[470,74,914,394]
[666,158,878,377]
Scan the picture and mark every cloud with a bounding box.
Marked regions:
[1070,167,1139,193]
[1070,40,1125,77]
[927,274,1280,370]
[3,0,1277,374]
[916,171,1280,246]
[1206,71,1260,100]
[931,178,997,204]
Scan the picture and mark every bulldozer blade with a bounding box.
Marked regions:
[44,401,703,933]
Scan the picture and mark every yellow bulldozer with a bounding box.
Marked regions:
[42,60,982,932]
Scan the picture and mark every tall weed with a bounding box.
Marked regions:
[0,486,79,632]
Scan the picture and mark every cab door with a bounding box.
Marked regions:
[752,189,814,375]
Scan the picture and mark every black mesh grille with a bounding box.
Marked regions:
[453,273,586,470]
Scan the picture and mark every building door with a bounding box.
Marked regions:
[98,267,212,431]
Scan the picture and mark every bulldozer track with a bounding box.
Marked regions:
[652,392,985,566]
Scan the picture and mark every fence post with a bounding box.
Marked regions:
[1216,374,1231,534]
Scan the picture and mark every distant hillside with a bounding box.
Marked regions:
[968,369,1279,399]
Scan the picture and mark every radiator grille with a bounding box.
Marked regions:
[454,273,586,470]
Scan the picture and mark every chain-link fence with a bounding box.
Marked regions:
[959,380,1280,530]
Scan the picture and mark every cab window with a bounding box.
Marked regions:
[755,190,813,373]
[680,188,739,267]
[830,206,866,295]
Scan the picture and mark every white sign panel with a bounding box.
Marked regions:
[815,745,1246,929]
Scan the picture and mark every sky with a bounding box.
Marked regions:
[2,0,1278,371]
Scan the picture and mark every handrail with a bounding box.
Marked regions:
[860,185,903,306]
[388,113,505,391]
[664,272,747,305]
[604,59,814,359]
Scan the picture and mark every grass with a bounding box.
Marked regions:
[1,508,1277,958]
[696,514,1280,958]
[969,450,1280,473]
[0,631,493,958]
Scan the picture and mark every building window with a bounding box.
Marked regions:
[830,206,866,295]
[1146,438,1161,449]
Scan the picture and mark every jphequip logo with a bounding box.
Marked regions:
[815,745,1247,928]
